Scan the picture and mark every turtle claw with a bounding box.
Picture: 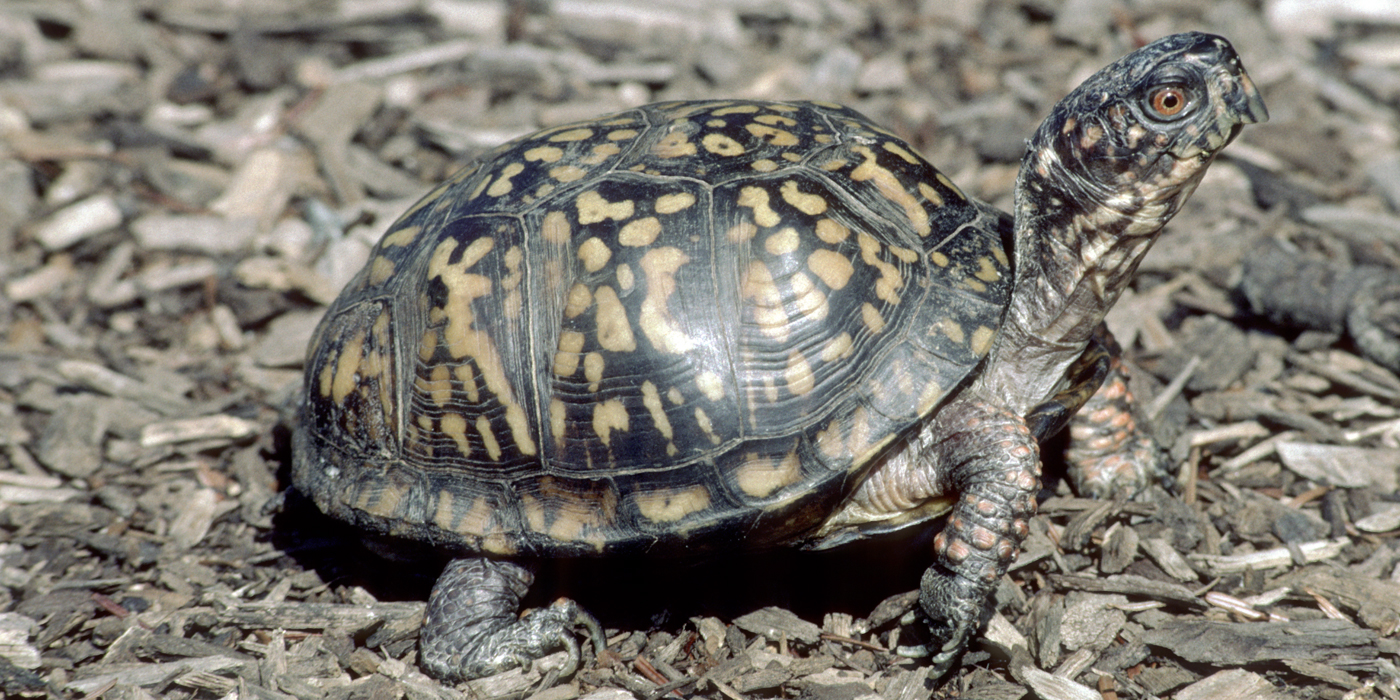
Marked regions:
[918,563,994,677]
[419,558,602,683]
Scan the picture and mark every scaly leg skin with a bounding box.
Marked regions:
[918,400,1040,676]
[1065,338,1170,498]
[419,558,604,682]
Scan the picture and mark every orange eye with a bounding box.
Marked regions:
[1150,87,1188,117]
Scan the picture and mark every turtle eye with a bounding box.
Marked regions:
[1146,85,1191,119]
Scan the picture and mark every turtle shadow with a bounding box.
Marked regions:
[270,483,936,634]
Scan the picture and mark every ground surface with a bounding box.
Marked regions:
[2,1,1400,699]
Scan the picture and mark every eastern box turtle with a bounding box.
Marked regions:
[293,32,1266,682]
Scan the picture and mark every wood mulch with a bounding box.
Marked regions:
[2,1,1399,699]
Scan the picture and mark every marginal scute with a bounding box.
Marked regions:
[634,485,710,522]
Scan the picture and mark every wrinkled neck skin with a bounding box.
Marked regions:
[972,134,1210,414]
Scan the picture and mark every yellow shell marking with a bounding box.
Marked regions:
[542,210,570,243]
[712,105,760,115]
[727,221,757,243]
[856,232,903,304]
[703,133,746,156]
[849,145,929,236]
[616,263,635,291]
[635,485,710,522]
[584,352,605,386]
[814,218,849,244]
[551,165,588,183]
[975,256,1001,282]
[754,114,797,126]
[425,365,452,406]
[581,143,621,165]
[428,237,537,456]
[592,398,629,447]
[455,365,480,402]
[476,415,502,460]
[381,224,420,248]
[608,129,639,140]
[641,380,676,455]
[741,261,788,341]
[638,247,695,355]
[917,182,944,207]
[939,318,965,345]
[861,302,886,334]
[789,271,828,323]
[564,283,593,319]
[486,162,525,197]
[807,249,854,290]
[764,227,800,256]
[549,398,566,443]
[882,141,919,164]
[971,325,996,356]
[578,237,612,272]
[655,192,696,214]
[820,332,854,362]
[929,251,950,267]
[780,180,827,216]
[653,131,697,158]
[655,193,700,214]
[751,159,779,172]
[694,407,721,444]
[577,190,635,224]
[738,186,780,228]
[618,217,662,247]
[318,349,337,397]
[735,451,802,499]
[747,124,799,146]
[554,330,585,376]
[524,146,563,163]
[550,127,595,142]
[441,413,471,457]
[368,255,395,286]
[785,351,816,396]
[594,285,637,352]
[696,371,725,402]
[332,328,365,404]
[355,481,404,519]
[935,172,965,200]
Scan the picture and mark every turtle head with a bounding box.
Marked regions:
[1024,32,1267,218]
[1006,32,1266,345]
[978,33,1264,413]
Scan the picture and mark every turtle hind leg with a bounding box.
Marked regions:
[419,557,604,682]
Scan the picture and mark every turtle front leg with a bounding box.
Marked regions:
[419,558,604,682]
[916,400,1040,676]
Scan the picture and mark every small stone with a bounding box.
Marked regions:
[36,396,109,479]
[139,415,259,447]
[168,487,219,550]
[1276,442,1400,492]
[130,214,259,254]
[856,53,910,92]
[4,254,74,302]
[1355,504,1400,534]
[33,194,123,250]
[733,607,822,646]
[253,310,324,368]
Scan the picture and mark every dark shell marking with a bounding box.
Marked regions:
[294,100,1015,557]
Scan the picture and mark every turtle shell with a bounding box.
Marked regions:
[293,100,1014,558]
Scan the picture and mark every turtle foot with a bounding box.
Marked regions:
[419,558,603,682]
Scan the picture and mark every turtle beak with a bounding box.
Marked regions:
[1230,70,1269,126]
